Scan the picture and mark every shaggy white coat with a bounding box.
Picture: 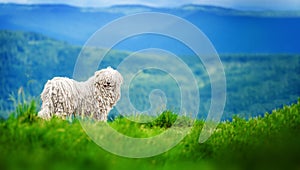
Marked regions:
[38,67,123,121]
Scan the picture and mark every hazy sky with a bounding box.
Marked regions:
[0,0,300,10]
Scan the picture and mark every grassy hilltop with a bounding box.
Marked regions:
[0,98,299,170]
[0,30,300,169]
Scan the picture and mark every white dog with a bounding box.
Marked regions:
[38,67,123,121]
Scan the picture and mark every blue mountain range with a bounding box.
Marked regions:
[1,3,300,54]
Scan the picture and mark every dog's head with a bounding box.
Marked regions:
[94,67,123,107]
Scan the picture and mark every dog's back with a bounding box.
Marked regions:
[38,77,79,119]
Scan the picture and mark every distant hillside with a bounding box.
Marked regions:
[0,31,79,112]
[0,30,299,120]
[0,3,300,53]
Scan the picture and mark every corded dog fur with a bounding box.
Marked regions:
[38,67,123,121]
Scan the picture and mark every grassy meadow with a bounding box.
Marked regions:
[0,31,299,170]
[1,97,300,170]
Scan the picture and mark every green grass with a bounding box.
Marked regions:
[1,99,300,170]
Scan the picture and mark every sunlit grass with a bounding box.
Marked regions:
[0,95,300,170]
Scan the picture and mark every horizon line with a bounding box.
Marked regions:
[1,2,300,12]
